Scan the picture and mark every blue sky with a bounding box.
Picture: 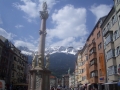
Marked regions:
[0,0,113,52]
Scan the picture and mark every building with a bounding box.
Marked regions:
[50,75,57,89]
[26,63,32,84]
[74,60,78,88]
[0,36,13,87]
[0,36,28,89]
[62,74,69,88]
[86,16,106,88]
[69,72,75,88]
[80,44,89,85]
[101,5,120,83]
[75,44,89,89]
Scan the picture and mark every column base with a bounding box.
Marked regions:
[28,68,51,90]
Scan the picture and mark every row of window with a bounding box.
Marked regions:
[90,58,97,66]
[107,66,117,76]
[82,76,86,81]
[103,15,117,36]
[106,46,120,61]
[104,30,120,48]
[79,69,85,74]
[90,70,98,78]
[89,48,96,55]
[116,0,120,5]
[106,49,115,61]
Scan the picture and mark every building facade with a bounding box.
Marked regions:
[86,17,106,87]
[69,73,75,88]
[0,35,28,89]
[101,6,120,82]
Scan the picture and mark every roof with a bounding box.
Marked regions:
[86,15,107,41]
[100,6,114,29]
[0,35,7,42]
[50,75,56,79]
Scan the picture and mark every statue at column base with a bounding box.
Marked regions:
[32,54,37,69]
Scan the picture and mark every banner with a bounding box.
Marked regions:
[99,53,106,76]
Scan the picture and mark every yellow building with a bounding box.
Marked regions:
[76,44,89,86]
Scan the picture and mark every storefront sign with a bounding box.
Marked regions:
[99,77,104,81]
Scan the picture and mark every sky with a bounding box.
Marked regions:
[0,0,113,52]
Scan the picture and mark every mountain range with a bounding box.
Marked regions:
[18,46,78,77]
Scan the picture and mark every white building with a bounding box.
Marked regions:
[69,73,75,88]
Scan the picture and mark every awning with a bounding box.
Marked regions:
[13,83,28,86]
[103,82,118,85]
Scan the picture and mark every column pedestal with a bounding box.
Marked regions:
[29,68,51,90]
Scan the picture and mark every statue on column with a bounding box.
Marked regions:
[32,54,36,69]
[38,54,42,68]
[45,54,50,69]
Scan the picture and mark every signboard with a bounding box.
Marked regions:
[99,77,104,81]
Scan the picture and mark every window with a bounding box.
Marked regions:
[103,27,108,36]
[78,55,81,59]
[89,48,96,55]
[113,30,120,41]
[90,71,98,78]
[86,56,88,61]
[105,34,113,45]
[12,72,14,77]
[92,38,95,42]
[116,0,120,5]
[107,66,117,76]
[98,43,102,50]
[82,76,86,81]
[90,59,97,66]
[112,15,117,25]
[107,23,110,30]
[106,49,115,61]
[97,31,101,38]
[99,69,102,76]
[115,46,120,57]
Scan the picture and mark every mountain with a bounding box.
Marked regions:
[45,46,77,55]
[18,46,77,77]
[49,53,76,78]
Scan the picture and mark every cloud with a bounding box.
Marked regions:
[14,40,37,51]
[46,5,88,48]
[90,4,112,22]
[0,28,16,40]
[13,0,58,21]
[15,24,24,28]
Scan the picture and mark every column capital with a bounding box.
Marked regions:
[40,11,49,20]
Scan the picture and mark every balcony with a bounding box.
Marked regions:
[89,52,97,60]
[89,77,98,83]
[89,65,97,72]
[103,29,112,37]
[107,58,116,67]
[89,42,96,50]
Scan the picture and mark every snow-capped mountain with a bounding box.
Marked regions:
[45,46,77,55]
[18,46,78,56]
